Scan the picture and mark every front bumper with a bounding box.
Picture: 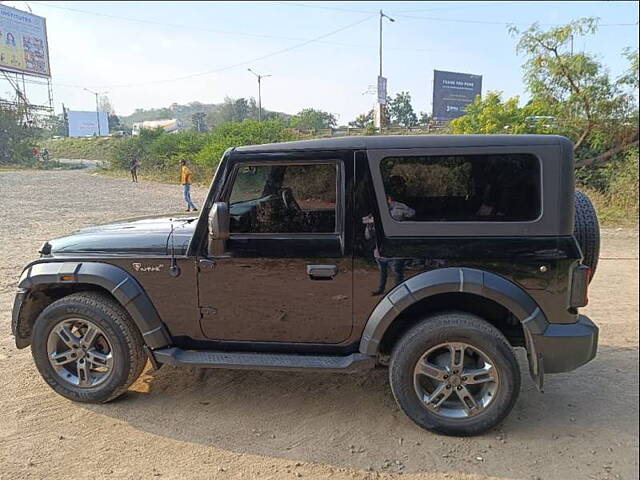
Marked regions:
[534,314,599,374]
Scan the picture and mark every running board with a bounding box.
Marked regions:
[152,347,375,373]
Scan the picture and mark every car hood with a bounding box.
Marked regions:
[48,214,197,256]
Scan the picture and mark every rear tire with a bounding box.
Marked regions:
[574,190,600,281]
[31,292,147,403]
[389,312,520,436]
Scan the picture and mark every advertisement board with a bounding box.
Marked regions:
[68,111,109,137]
[377,76,387,105]
[432,70,482,121]
[0,4,50,77]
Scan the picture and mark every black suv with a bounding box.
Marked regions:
[12,135,599,436]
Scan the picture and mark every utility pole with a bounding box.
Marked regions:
[570,34,574,56]
[376,10,395,130]
[84,88,108,135]
[247,68,271,121]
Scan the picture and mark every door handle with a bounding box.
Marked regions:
[198,258,216,270]
[307,264,338,280]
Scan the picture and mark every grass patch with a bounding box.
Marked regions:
[41,137,122,161]
[97,165,211,187]
[579,186,638,227]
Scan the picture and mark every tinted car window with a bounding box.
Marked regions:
[380,154,540,222]
[229,163,337,233]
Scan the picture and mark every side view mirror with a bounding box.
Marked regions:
[208,202,229,256]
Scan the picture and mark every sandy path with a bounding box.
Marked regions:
[0,169,637,480]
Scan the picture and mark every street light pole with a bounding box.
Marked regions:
[84,88,108,135]
[376,10,395,129]
[247,68,271,121]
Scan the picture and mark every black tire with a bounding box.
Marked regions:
[389,312,520,436]
[574,190,600,281]
[31,292,147,403]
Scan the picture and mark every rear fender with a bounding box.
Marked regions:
[358,267,547,389]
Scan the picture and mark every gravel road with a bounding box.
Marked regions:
[0,168,638,480]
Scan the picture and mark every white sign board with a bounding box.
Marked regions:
[377,76,387,105]
[68,110,109,137]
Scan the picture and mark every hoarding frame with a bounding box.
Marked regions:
[0,4,51,78]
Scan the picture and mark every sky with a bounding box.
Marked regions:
[2,0,639,122]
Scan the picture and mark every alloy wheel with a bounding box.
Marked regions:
[413,342,499,419]
[46,318,114,388]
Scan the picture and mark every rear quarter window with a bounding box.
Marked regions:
[380,154,541,222]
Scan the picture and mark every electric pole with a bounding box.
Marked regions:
[247,68,271,121]
[376,10,395,130]
[84,88,108,135]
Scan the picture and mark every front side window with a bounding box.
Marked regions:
[228,163,337,233]
[380,154,541,222]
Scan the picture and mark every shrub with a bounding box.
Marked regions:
[195,120,298,168]
[1,106,39,165]
[577,146,638,225]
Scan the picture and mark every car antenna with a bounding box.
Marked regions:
[168,219,181,278]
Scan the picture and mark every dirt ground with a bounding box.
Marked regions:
[0,168,638,480]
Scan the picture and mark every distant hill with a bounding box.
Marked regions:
[119,99,291,129]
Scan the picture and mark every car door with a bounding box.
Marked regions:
[197,152,353,344]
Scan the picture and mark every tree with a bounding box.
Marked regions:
[206,97,253,127]
[0,105,39,165]
[289,108,337,130]
[108,114,121,132]
[510,18,638,166]
[349,110,374,128]
[418,112,432,126]
[98,95,114,116]
[449,91,555,134]
[191,112,207,132]
[388,91,418,127]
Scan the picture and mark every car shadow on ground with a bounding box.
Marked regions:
[82,344,638,475]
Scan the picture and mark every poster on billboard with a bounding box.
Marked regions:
[68,111,109,137]
[0,5,50,77]
[432,70,482,121]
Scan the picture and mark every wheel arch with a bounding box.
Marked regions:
[13,261,171,350]
[376,293,525,357]
[359,267,547,384]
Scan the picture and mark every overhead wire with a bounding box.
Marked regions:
[54,14,377,89]
[21,1,639,91]
[275,1,638,26]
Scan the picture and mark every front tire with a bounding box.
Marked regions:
[389,312,520,436]
[31,292,147,403]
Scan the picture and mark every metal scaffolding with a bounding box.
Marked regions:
[0,69,54,126]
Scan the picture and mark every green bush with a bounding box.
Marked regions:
[148,131,208,168]
[1,106,39,165]
[577,146,639,225]
[195,120,298,168]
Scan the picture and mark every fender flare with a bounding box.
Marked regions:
[14,261,172,349]
[358,267,547,386]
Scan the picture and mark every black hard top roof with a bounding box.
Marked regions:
[234,134,571,153]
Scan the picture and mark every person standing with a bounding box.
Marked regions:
[129,157,138,183]
[180,159,198,212]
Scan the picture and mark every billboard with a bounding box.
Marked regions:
[68,111,109,137]
[432,70,482,121]
[0,4,50,77]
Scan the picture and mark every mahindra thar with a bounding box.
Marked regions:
[12,135,600,436]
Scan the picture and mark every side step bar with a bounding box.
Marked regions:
[152,347,375,373]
